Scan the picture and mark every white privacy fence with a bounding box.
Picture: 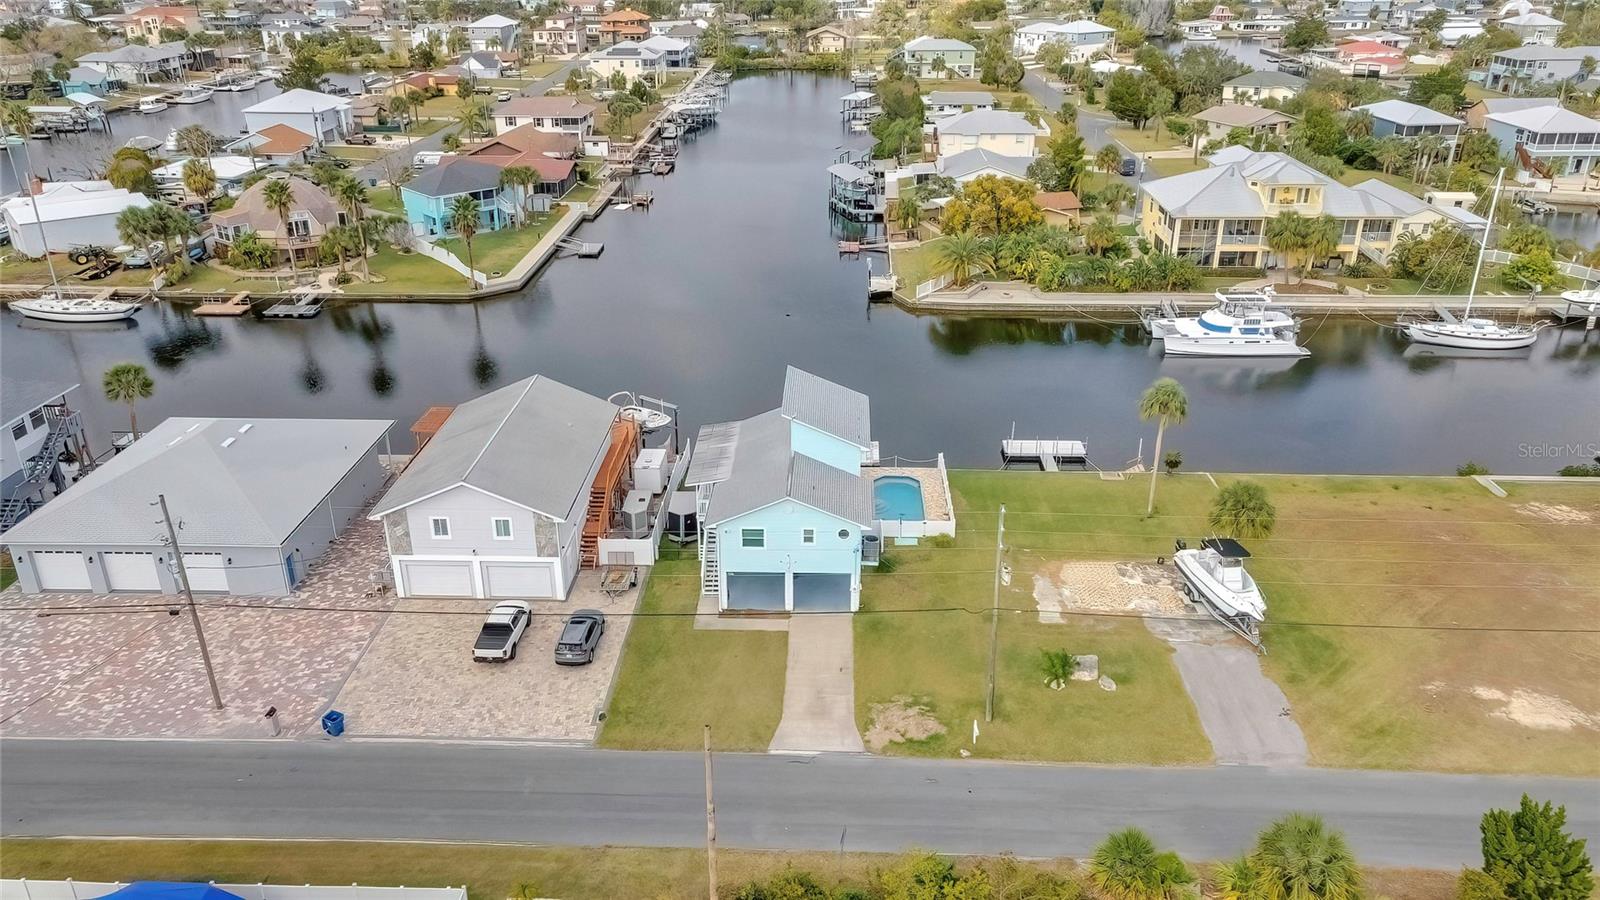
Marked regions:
[408,237,486,288]
[1,883,467,900]
[914,273,953,299]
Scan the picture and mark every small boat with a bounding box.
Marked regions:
[1150,288,1309,358]
[1173,538,1266,622]
[163,129,178,153]
[138,96,169,114]
[608,391,675,431]
[9,294,140,323]
[170,85,213,104]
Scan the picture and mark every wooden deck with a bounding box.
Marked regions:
[580,417,642,569]
[194,291,252,316]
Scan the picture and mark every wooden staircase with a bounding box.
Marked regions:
[580,418,641,569]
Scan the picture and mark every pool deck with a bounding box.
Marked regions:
[871,466,952,522]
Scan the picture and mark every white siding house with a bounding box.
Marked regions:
[242,89,354,146]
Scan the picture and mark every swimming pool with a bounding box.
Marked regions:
[873,475,925,521]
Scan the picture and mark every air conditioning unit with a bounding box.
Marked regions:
[620,490,652,539]
[633,448,667,495]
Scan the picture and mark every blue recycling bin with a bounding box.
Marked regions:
[321,710,345,737]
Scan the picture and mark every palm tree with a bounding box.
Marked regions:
[182,158,217,208]
[1375,136,1408,175]
[1083,213,1124,256]
[1095,144,1123,175]
[332,175,372,280]
[893,192,922,236]
[447,193,481,289]
[261,177,298,276]
[388,93,413,134]
[454,98,490,144]
[102,362,154,439]
[1347,109,1375,138]
[1,101,32,139]
[1300,214,1341,279]
[1101,182,1135,217]
[932,233,984,286]
[1415,133,1448,184]
[1089,827,1196,900]
[1208,480,1277,539]
[441,130,464,153]
[116,205,156,253]
[1263,210,1307,281]
[497,165,537,226]
[1211,856,1256,900]
[1250,814,1361,900]
[1138,378,1188,515]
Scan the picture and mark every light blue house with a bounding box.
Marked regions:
[684,367,877,613]
[400,159,511,237]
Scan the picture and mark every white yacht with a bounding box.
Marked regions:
[1400,169,1545,351]
[1173,540,1266,622]
[1148,288,1310,358]
[170,85,213,104]
[137,96,168,114]
[9,294,140,323]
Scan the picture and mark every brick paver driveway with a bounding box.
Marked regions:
[330,572,639,742]
[0,518,394,738]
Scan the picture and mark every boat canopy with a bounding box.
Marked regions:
[1201,537,1251,558]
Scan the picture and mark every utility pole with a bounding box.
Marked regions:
[703,723,718,900]
[157,494,224,710]
[984,504,1006,724]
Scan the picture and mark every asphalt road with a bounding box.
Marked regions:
[1020,69,1153,187]
[4,739,1596,868]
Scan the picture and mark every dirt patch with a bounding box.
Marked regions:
[1513,502,1594,524]
[863,696,947,752]
[1469,686,1599,731]
[1032,561,1189,623]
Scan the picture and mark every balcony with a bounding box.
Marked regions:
[1220,233,1261,245]
[1522,137,1600,155]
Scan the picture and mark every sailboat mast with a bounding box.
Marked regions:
[3,132,62,290]
[1464,167,1506,319]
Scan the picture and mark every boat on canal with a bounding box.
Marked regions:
[1146,288,1309,358]
[9,293,140,323]
[170,85,214,104]
[138,96,168,114]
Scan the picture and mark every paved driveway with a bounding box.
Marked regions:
[330,571,636,742]
[769,612,864,753]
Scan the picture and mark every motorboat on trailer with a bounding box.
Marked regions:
[1173,537,1266,622]
[9,293,140,323]
[1146,288,1310,358]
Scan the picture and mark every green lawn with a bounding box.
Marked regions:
[432,205,567,277]
[0,555,14,591]
[344,245,472,294]
[0,253,157,288]
[1109,125,1186,154]
[889,236,947,295]
[365,190,405,218]
[564,181,598,203]
[1337,169,1426,196]
[855,472,1214,765]
[1464,83,1507,102]
[597,556,788,751]
[1146,156,1206,177]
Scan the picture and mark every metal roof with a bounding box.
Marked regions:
[370,375,619,522]
[1487,105,1600,133]
[699,410,871,527]
[935,109,1041,136]
[1,377,77,427]
[780,366,871,448]
[1354,99,1463,127]
[1,417,392,548]
[904,36,976,52]
[683,420,742,486]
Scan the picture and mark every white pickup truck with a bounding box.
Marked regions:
[472,601,531,662]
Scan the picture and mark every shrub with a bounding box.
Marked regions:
[1163,450,1183,474]
[227,232,274,270]
[1480,794,1594,900]
[1557,456,1600,477]
[1458,868,1510,900]
[1456,461,1490,476]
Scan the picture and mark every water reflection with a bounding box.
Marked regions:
[143,307,224,371]
[471,306,499,388]
[925,317,1149,354]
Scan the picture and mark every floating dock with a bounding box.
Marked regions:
[1001,438,1090,471]
[260,293,327,319]
[194,291,252,316]
[556,237,605,257]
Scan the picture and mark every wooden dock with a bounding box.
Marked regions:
[1001,438,1090,471]
[194,291,251,316]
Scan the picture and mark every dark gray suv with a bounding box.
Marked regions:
[554,610,607,665]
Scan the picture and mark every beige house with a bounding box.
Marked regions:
[1035,191,1082,226]
[807,24,852,53]
[1137,146,1487,272]
[1192,104,1297,146]
[209,175,347,267]
[932,109,1048,159]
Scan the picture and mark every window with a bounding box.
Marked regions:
[29,408,46,429]
[286,214,311,239]
[10,421,26,441]
[802,528,816,544]
[430,516,451,538]
[837,529,850,540]
[504,116,518,127]
[740,528,764,548]
[492,517,513,540]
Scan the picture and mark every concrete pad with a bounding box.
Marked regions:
[693,591,787,631]
[769,613,864,753]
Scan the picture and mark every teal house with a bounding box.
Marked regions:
[400,159,510,237]
[684,367,877,613]
[897,36,977,79]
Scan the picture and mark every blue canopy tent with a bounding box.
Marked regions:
[98,885,245,900]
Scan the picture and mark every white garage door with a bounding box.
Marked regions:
[402,560,474,597]
[482,562,556,599]
[181,553,229,593]
[32,551,90,591]
[104,552,160,592]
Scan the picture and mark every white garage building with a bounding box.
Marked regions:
[370,375,622,601]
[1,417,392,596]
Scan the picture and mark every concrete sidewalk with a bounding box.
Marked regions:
[769,613,864,753]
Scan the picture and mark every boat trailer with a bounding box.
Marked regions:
[1171,538,1265,652]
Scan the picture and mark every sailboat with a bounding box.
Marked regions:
[1399,169,1543,351]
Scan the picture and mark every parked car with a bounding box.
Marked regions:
[346,133,376,146]
[554,609,606,666]
[1118,157,1137,177]
[119,242,168,268]
[496,90,513,102]
[473,600,532,662]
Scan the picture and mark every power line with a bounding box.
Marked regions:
[955,508,1600,526]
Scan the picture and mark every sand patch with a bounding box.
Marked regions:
[863,696,947,751]
[1513,502,1594,525]
[1469,686,1599,731]
[1032,561,1189,623]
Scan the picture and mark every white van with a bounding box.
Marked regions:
[413,151,449,170]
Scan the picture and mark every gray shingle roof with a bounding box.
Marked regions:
[372,375,618,521]
[937,147,1033,180]
[404,159,505,197]
[2,377,77,427]
[1,417,392,547]
[936,109,1041,136]
[780,366,870,448]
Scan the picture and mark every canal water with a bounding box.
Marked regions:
[3,73,1597,474]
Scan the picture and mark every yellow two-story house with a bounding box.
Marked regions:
[1137,147,1484,271]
